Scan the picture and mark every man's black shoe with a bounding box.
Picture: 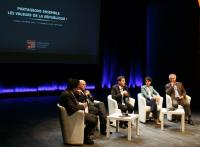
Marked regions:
[119,124,126,129]
[84,138,94,145]
[100,131,106,135]
[188,119,194,125]
[174,118,178,123]
[119,122,123,128]
[124,122,128,128]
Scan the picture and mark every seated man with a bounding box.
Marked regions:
[165,73,194,125]
[111,76,134,128]
[77,80,107,135]
[59,78,98,145]
[141,76,161,127]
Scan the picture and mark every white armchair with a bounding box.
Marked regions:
[137,93,163,123]
[107,95,135,126]
[166,94,191,120]
[57,104,85,145]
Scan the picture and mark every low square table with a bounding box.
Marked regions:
[106,112,139,141]
[160,108,185,132]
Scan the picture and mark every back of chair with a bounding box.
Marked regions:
[107,95,121,115]
[57,104,84,145]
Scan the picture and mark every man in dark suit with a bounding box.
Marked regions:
[165,74,194,125]
[59,78,98,145]
[111,76,134,128]
[77,80,107,135]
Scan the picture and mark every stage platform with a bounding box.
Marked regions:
[0,96,200,147]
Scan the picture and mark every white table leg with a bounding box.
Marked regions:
[136,117,139,135]
[116,120,119,132]
[161,112,164,130]
[128,120,131,141]
[107,117,110,138]
[181,113,185,132]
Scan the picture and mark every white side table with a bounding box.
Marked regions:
[106,113,139,141]
[160,108,185,132]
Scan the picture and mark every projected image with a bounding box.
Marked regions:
[0,0,100,63]
[7,6,67,27]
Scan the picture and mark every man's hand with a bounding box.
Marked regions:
[79,102,87,108]
[171,82,175,87]
[179,96,184,99]
[153,95,160,103]
[85,90,91,97]
[123,90,129,96]
[74,89,82,95]
[83,102,88,108]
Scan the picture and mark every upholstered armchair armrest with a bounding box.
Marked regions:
[94,100,100,103]
[71,110,84,119]
[110,97,121,112]
[158,96,163,108]
[138,93,147,106]
[186,95,191,104]
[166,94,172,108]
[138,93,147,112]
[110,97,118,107]
[129,97,135,107]
[137,93,148,123]
[108,95,121,114]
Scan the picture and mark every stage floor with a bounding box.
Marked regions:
[0,96,200,147]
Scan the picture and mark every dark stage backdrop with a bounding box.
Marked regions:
[0,63,101,86]
[100,0,146,89]
[0,0,100,64]
[0,0,200,113]
[146,0,199,110]
[196,4,200,95]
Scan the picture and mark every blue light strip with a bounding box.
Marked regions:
[0,89,14,93]
[0,84,95,94]
[101,49,111,88]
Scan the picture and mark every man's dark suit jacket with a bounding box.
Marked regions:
[111,84,130,104]
[165,82,186,100]
[59,90,84,116]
